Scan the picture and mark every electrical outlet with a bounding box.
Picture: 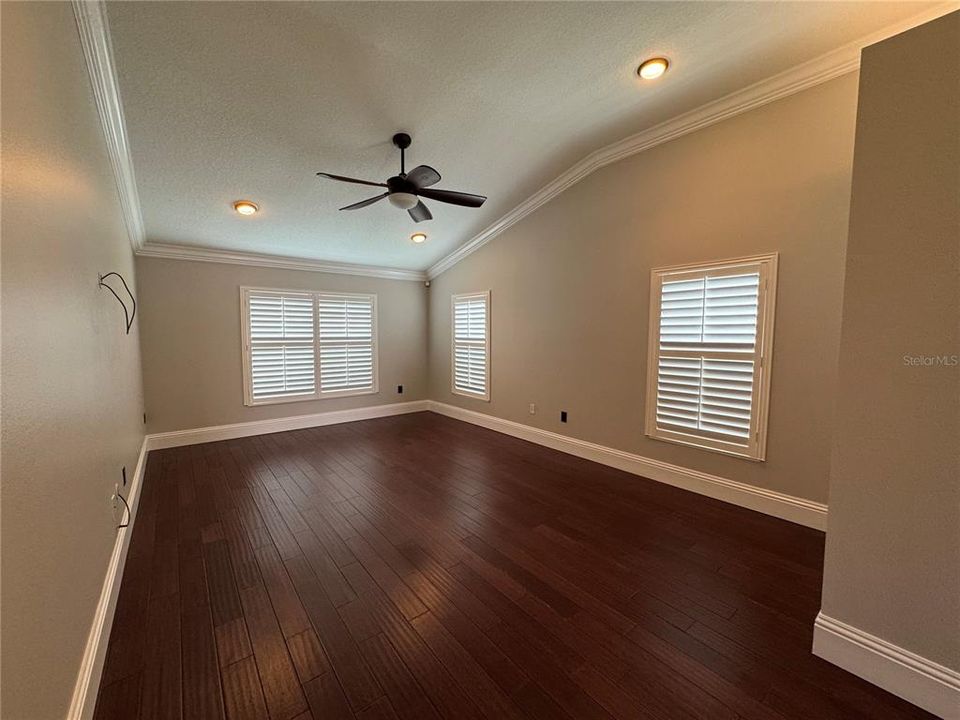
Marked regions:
[560,410,568,423]
[112,484,121,510]
[529,403,537,415]
[397,384,403,394]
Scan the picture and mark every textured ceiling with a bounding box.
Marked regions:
[107,1,934,271]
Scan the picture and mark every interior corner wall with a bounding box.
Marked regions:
[135,257,428,434]
[1,3,146,718]
[819,11,959,672]
[427,72,861,506]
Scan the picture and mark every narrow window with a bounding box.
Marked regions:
[452,291,490,400]
[645,254,777,460]
[317,293,377,396]
[242,289,316,404]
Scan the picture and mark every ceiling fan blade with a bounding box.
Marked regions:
[317,172,387,188]
[416,187,486,208]
[408,200,433,223]
[339,193,388,211]
[406,165,441,189]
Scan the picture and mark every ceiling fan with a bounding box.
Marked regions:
[316,133,487,223]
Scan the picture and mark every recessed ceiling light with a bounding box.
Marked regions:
[638,57,669,80]
[233,200,259,215]
[410,232,427,244]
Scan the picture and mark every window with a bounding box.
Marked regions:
[645,254,777,460]
[241,287,377,405]
[452,291,490,400]
[317,293,377,396]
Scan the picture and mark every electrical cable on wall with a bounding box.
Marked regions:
[114,492,131,529]
[98,271,136,334]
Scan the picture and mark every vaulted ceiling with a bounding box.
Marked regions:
[106,1,939,274]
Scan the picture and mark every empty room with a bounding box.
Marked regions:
[2,1,958,719]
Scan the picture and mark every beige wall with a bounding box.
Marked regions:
[136,257,428,433]
[1,3,146,718]
[429,73,859,504]
[820,12,959,670]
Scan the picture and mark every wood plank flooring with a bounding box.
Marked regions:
[94,411,933,719]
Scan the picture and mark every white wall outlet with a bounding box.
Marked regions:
[529,403,537,415]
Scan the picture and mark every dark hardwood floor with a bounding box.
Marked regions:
[94,411,932,720]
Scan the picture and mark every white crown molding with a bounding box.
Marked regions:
[136,243,427,282]
[72,0,145,252]
[425,2,959,279]
[814,612,960,719]
[427,401,827,530]
[67,437,149,720]
[76,0,956,278]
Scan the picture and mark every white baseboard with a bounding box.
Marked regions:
[426,401,827,530]
[145,400,430,450]
[814,613,960,719]
[66,436,150,720]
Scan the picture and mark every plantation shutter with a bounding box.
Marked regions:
[317,293,377,395]
[647,256,777,460]
[245,290,316,401]
[452,292,489,399]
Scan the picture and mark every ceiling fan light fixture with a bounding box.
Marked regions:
[638,57,669,80]
[410,232,427,244]
[388,192,419,210]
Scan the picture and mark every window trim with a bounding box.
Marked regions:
[240,286,379,407]
[644,253,778,461]
[451,290,491,402]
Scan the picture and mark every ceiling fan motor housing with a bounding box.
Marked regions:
[387,175,417,193]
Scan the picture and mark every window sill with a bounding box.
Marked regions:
[245,387,379,407]
[645,429,766,462]
[451,388,490,402]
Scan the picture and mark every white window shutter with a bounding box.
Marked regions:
[317,294,377,395]
[246,291,316,401]
[452,292,490,400]
[242,288,378,405]
[646,255,777,460]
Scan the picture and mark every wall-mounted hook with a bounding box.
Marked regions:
[98,272,136,334]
